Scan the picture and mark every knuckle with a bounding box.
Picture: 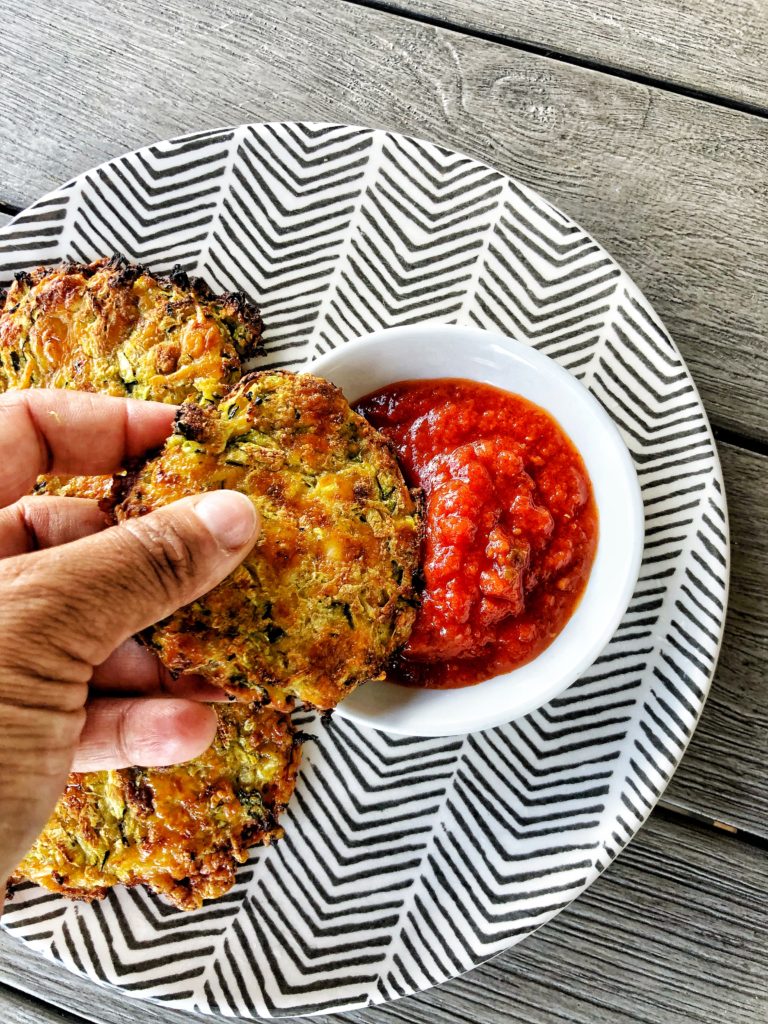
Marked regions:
[115,702,136,766]
[0,661,88,712]
[0,557,71,643]
[120,514,201,601]
[0,703,84,775]
[0,575,92,699]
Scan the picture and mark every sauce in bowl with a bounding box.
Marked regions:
[356,378,598,689]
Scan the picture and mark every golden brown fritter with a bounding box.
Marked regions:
[13,703,300,911]
[0,255,262,403]
[114,370,422,711]
[0,255,263,502]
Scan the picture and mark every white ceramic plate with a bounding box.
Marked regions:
[0,123,728,1019]
[315,324,644,737]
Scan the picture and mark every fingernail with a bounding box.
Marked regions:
[194,491,258,550]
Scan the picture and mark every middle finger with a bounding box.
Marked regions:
[92,638,230,702]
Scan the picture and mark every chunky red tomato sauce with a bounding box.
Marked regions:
[356,378,598,688]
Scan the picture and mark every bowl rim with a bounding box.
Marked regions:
[312,323,645,736]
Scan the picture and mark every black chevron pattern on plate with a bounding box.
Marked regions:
[0,124,728,1018]
[201,123,376,369]
[0,189,72,277]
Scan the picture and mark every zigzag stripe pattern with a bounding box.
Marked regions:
[201,123,376,369]
[0,124,728,1017]
[0,190,72,277]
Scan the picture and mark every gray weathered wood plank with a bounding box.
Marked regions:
[370,0,768,109]
[0,812,765,1023]
[0,986,78,1024]
[662,440,768,834]
[1,0,767,439]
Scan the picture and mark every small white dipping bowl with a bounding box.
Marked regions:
[312,325,644,737]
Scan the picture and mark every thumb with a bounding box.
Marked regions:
[0,490,259,680]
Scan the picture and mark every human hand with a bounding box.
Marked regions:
[0,390,259,886]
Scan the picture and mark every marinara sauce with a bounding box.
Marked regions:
[356,378,598,688]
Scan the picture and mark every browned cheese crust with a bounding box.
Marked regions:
[12,703,300,910]
[114,370,422,710]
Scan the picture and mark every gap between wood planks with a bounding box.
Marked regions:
[713,425,768,459]
[654,803,768,851]
[340,0,768,120]
[0,980,84,1024]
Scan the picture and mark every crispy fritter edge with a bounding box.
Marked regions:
[5,716,309,907]
[3,254,264,359]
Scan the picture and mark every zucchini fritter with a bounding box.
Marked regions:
[115,371,421,710]
[0,255,263,501]
[13,703,300,911]
[0,255,262,402]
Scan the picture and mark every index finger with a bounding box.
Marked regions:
[0,390,177,508]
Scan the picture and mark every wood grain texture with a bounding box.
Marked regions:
[0,813,765,1023]
[366,0,768,109]
[0,0,767,438]
[663,441,768,834]
[0,986,78,1024]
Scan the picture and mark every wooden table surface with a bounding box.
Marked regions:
[1,1,767,1021]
